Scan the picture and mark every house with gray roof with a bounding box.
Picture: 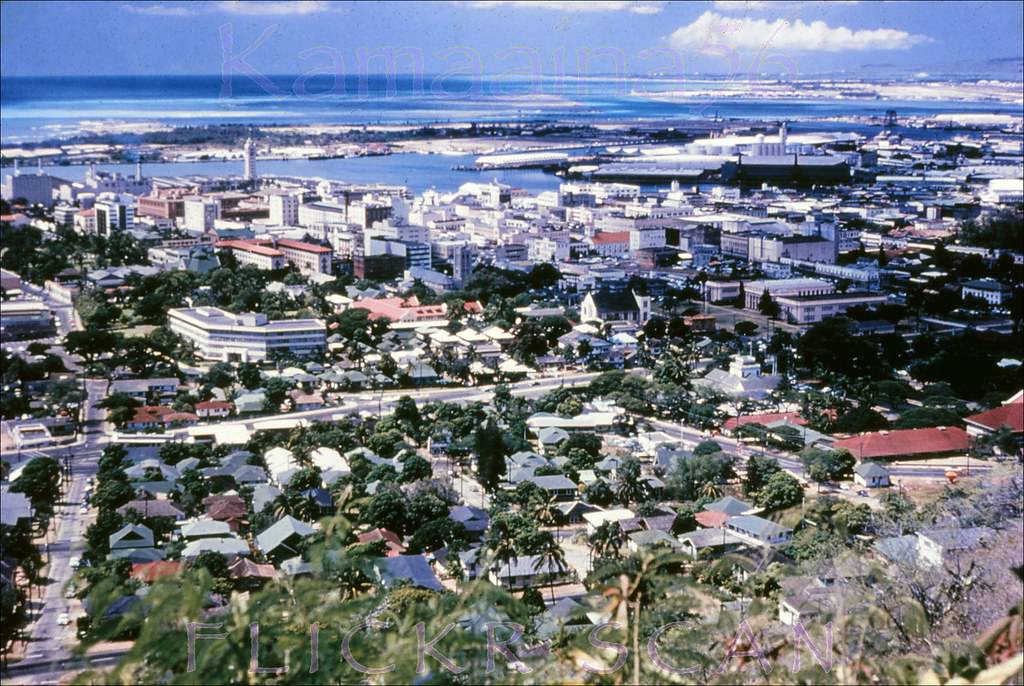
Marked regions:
[677,528,747,559]
[627,529,682,553]
[252,484,282,513]
[182,537,251,560]
[373,554,444,591]
[537,426,570,453]
[0,488,32,526]
[854,462,891,488]
[725,515,793,546]
[449,506,489,539]
[527,474,579,501]
[181,520,232,540]
[110,523,154,551]
[703,495,756,517]
[116,499,185,520]
[489,554,573,590]
[256,515,317,561]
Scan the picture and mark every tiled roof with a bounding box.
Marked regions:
[964,397,1023,433]
[592,231,630,245]
[724,412,807,431]
[832,426,971,460]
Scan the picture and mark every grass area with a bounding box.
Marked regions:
[113,324,158,339]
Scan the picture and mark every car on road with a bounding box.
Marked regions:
[69,556,81,569]
[57,612,71,626]
[857,490,870,497]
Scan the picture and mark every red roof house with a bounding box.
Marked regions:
[964,392,1023,437]
[832,426,971,461]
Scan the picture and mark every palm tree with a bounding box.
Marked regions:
[615,458,650,506]
[699,480,721,500]
[589,521,623,567]
[533,534,569,603]
[592,551,690,686]
[534,495,564,540]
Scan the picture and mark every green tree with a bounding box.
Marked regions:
[473,417,507,492]
[758,290,780,318]
[407,519,467,554]
[615,458,651,506]
[834,405,890,433]
[11,456,62,516]
[743,455,781,497]
[399,454,433,483]
[361,490,409,536]
[65,328,120,364]
[754,471,804,511]
[583,479,614,507]
[666,452,734,502]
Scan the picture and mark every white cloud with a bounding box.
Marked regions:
[121,3,197,16]
[213,1,334,15]
[122,1,339,17]
[668,11,931,53]
[465,1,666,14]
[713,1,861,11]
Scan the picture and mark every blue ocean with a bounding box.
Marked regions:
[2,74,1021,193]
[4,74,1022,142]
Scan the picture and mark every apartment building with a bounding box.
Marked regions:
[168,307,326,362]
[214,239,286,270]
[214,238,332,274]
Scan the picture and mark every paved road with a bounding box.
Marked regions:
[3,378,107,680]
[164,371,607,439]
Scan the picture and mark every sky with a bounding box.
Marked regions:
[1,1,1022,78]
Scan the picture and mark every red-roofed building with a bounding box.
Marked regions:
[357,528,406,557]
[832,426,971,461]
[723,412,808,433]
[215,238,332,274]
[964,392,1023,437]
[695,511,729,529]
[195,400,233,419]
[351,296,482,325]
[215,239,286,270]
[132,560,182,583]
[127,406,198,431]
[591,231,631,257]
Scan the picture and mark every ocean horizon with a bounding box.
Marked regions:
[3,73,1022,144]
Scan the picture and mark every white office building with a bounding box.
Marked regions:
[168,307,326,362]
[183,197,220,232]
[269,192,300,226]
[94,195,135,234]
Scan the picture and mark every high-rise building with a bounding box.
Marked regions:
[452,245,475,286]
[183,197,220,232]
[93,195,135,235]
[243,138,257,182]
[269,192,300,226]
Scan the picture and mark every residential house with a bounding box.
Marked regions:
[373,554,444,591]
[182,537,251,560]
[449,506,489,541]
[677,528,747,559]
[854,462,891,488]
[195,400,233,419]
[255,515,317,562]
[358,528,407,556]
[489,554,573,590]
[963,392,1023,446]
[116,499,185,521]
[579,290,651,324]
[725,515,794,546]
[527,474,579,501]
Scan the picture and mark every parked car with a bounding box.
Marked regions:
[57,612,71,626]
